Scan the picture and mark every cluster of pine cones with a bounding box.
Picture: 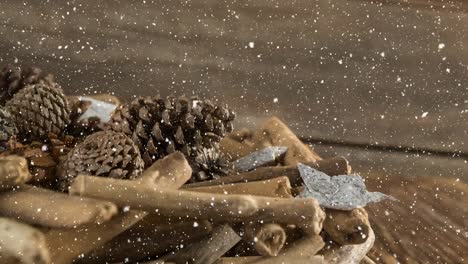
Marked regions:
[0,64,235,191]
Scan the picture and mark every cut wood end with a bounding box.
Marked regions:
[69,175,87,195]
[92,201,119,224]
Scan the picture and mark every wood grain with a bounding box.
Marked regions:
[0,0,467,153]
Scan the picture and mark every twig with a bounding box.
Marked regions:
[159,224,241,264]
[0,185,117,228]
[191,177,293,198]
[70,175,325,235]
[0,217,51,264]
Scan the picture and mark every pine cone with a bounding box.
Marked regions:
[190,146,232,182]
[57,130,144,191]
[0,108,18,150]
[5,82,71,142]
[0,65,54,105]
[107,96,236,167]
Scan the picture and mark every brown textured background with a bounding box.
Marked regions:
[1,0,467,263]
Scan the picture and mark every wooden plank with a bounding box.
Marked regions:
[1,0,467,153]
[313,144,468,263]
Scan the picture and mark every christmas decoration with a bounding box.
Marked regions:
[57,130,144,191]
[106,96,236,167]
[5,82,71,141]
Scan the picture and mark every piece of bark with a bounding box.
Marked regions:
[191,177,293,198]
[83,220,213,263]
[70,175,326,235]
[0,185,118,228]
[185,157,351,188]
[252,117,321,163]
[216,256,324,264]
[233,146,288,172]
[81,152,194,263]
[243,223,287,257]
[322,228,376,264]
[0,217,51,264]
[323,208,371,245]
[0,155,31,191]
[160,224,241,264]
[45,210,145,264]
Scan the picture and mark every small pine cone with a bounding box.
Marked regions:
[190,146,232,182]
[0,108,18,150]
[0,65,54,105]
[5,83,71,142]
[57,130,144,191]
[107,95,236,167]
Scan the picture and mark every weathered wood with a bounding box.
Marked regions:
[0,218,51,264]
[0,185,117,228]
[191,177,293,198]
[70,175,326,235]
[243,223,287,257]
[322,228,376,264]
[160,225,241,264]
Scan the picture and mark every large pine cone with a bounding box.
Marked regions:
[57,130,144,191]
[107,96,236,167]
[5,83,71,141]
[0,65,54,105]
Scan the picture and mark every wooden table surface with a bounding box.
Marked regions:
[1,0,467,263]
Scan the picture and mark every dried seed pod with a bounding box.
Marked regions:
[190,146,232,182]
[106,95,236,167]
[5,82,71,142]
[0,64,54,105]
[57,130,144,191]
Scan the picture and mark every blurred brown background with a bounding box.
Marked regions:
[1,0,467,263]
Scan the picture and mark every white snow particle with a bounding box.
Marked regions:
[438,43,445,50]
[273,98,278,103]
[421,112,428,118]
[248,42,255,48]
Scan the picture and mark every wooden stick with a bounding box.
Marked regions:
[139,151,192,188]
[45,210,145,264]
[243,223,287,257]
[83,220,213,263]
[185,157,351,188]
[70,175,325,235]
[253,117,321,163]
[0,155,31,191]
[0,218,51,264]
[323,208,370,245]
[0,185,118,228]
[80,152,194,263]
[191,177,293,198]
[160,224,241,264]
[322,228,375,264]
[220,137,258,161]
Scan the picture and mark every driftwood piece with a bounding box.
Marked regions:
[323,208,371,245]
[253,117,321,163]
[191,177,293,198]
[243,223,287,257]
[0,185,118,228]
[185,156,351,188]
[45,210,145,264]
[0,155,31,191]
[70,175,325,235]
[323,228,376,264]
[220,137,258,161]
[160,224,241,264]
[0,218,51,264]
[80,152,194,263]
[82,220,213,263]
